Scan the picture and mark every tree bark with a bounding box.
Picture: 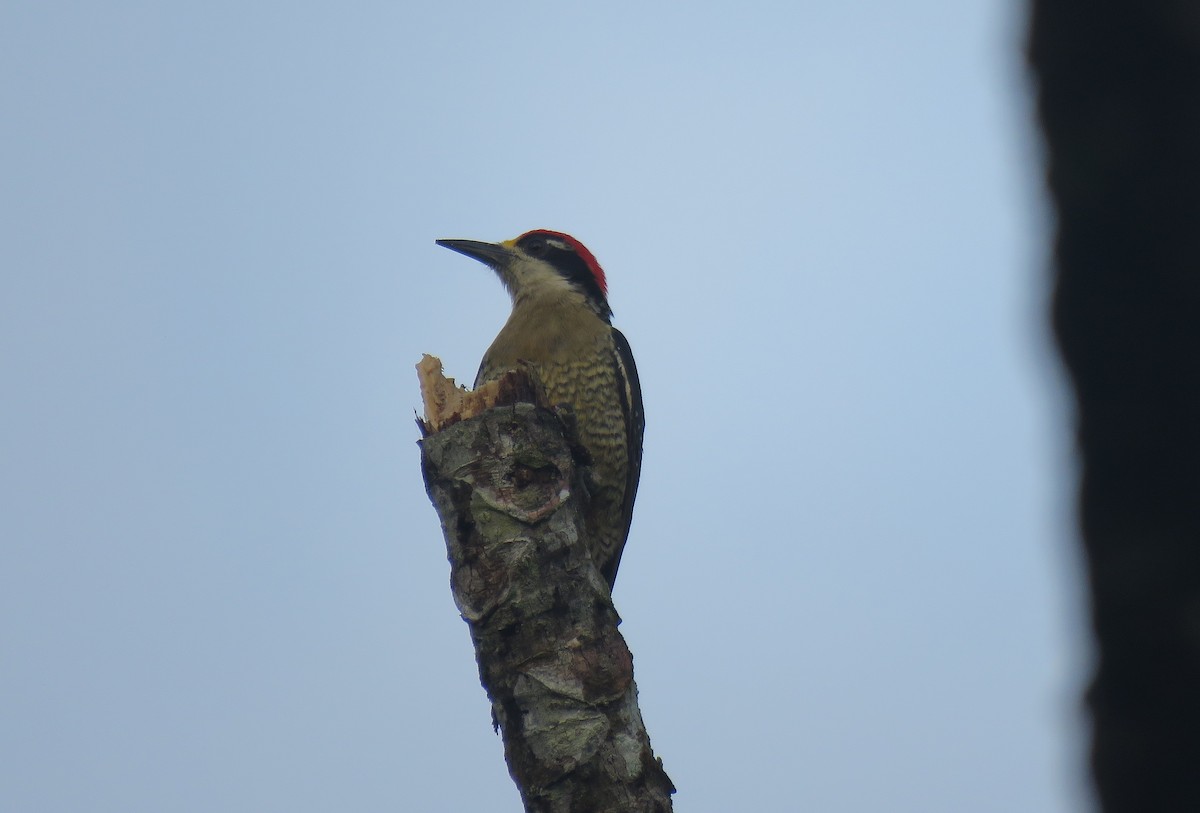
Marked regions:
[417,357,674,813]
[1029,3,1200,810]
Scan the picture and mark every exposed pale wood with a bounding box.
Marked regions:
[416,354,547,435]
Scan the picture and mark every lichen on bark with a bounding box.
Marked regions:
[418,358,674,812]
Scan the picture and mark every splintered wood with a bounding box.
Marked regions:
[416,354,548,435]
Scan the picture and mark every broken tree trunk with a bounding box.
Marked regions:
[416,355,674,813]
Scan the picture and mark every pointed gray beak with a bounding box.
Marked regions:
[435,238,514,268]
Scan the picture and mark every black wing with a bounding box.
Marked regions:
[603,326,644,586]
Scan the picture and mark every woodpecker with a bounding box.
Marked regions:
[435,230,644,588]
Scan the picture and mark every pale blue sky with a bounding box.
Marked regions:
[1,3,1087,811]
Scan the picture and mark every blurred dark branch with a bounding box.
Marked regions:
[416,357,674,813]
[1030,2,1200,809]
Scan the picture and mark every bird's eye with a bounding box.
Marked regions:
[525,240,546,257]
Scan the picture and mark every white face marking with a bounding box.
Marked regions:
[504,253,584,306]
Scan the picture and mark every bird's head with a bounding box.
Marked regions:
[436,230,612,321]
